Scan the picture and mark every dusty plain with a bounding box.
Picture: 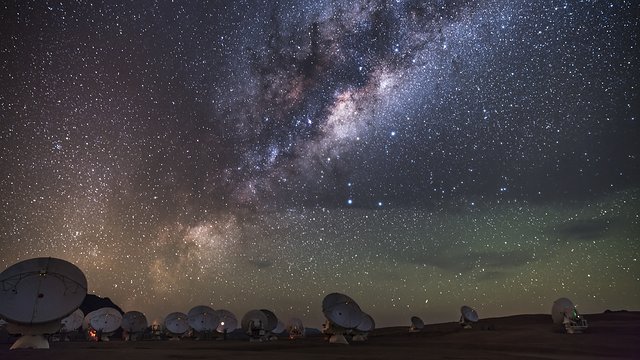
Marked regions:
[1,311,638,360]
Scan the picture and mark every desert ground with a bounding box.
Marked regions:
[1,311,638,360]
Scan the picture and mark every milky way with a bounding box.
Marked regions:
[1,0,638,327]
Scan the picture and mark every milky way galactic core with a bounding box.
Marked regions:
[1,0,638,326]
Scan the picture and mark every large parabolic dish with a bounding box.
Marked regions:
[165,312,190,335]
[121,311,148,333]
[322,293,362,313]
[60,309,84,333]
[187,305,218,332]
[410,316,424,330]
[241,310,269,331]
[355,313,375,332]
[214,309,237,333]
[551,297,575,324]
[273,320,286,334]
[87,307,122,333]
[259,309,279,332]
[287,318,304,333]
[324,302,364,329]
[461,306,479,323]
[322,292,366,330]
[0,257,87,325]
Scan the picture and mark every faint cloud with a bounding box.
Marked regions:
[552,217,614,242]
[406,249,534,273]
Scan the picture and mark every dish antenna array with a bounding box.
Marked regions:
[459,305,479,329]
[121,311,148,341]
[242,309,280,342]
[188,305,219,340]
[164,312,190,340]
[321,292,374,344]
[409,316,424,332]
[0,257,87,349]
[551,297,588,334]
[286,317,305,339]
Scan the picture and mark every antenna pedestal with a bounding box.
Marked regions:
[10,334,50,349]
[352,334,367,341]
[329,334,348,344]
[563,316,588,334]
[7,321,61,349]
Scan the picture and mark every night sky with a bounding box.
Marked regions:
[1,0,638,328]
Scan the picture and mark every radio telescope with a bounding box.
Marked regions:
[260,309,280,341]
[57,308,84,341]
[259,309,278,331]
[273,320,286,335]
[0,257,87,349]
[286,317,305,339]
[164,312,190,340]
[121,311,148,341]
[60,308,84,333]
[85,307,122,341]
[551,297,588,334]
[214,309,237,333]
[321,292,373,344]
[409,316,424,332]
[459,305,479,329]
[188,305,219,340]
[150,317,164,340]
[214,309,237,340]
[242,309,270,342]
[352,312,375,341]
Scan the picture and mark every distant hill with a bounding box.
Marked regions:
[80,294,124,315]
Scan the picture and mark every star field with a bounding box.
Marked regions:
[1,0,638,327]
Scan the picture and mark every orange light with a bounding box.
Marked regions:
[88,329,98,341]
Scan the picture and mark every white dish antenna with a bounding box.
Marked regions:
[164,312,190,335]
[286,317,304,332]
[121,311,148,333]
[461,306,479,323]
[214,309,237,333]
[0,257,88,349]
[0,257,87,325]
[355,313,375,332]
[60,309,84,333]
[322,292,373,344]
[259,309,278,332]
[409,316,424,332]
[324,302,364,329]
[286,317,305,338]
[551,297,588,333]
[322,292,362,313]
[187,305,219,332]
[87,307,122,333]
[242,309,268,331]
[273,320,286,334]
[551,297,575,325]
